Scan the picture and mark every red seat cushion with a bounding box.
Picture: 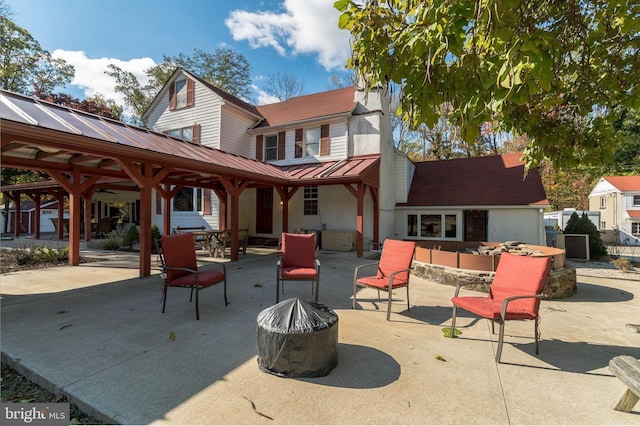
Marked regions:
[169,269,225,288]
[281,233,316,269]
[161,234,197,282]
[357,276,408,290]
[281,266,318,280]
[451,296,538,320]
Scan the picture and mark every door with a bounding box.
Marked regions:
[464,210,487,241]
[256,187,273,234]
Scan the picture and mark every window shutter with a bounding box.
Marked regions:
[192,124,201,144]
[256,135,263,161]
[168,83,176,110]
[186,78,195,107]
[295,128,303,158]
[278,131,286,160]
[203,189,211,215]
[320,124,330,156]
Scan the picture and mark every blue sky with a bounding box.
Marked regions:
[6,0,353,107]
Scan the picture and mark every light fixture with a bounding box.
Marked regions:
[279,200,284,207]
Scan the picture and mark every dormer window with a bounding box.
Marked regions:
[169,77,194,110]
[305,127,320,156]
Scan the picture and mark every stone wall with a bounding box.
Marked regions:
[412,261,577,299]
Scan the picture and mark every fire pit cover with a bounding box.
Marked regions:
[257,297,338,377]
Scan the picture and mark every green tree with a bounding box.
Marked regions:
[564,212,607,259]
[336,0,640,169]
[0,4,74,94]
[106,48,252,120]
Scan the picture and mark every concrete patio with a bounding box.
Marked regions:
[1,246,639,424]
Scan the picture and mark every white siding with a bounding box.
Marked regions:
[394,152,415,204]
[268,120,348,166]
[146,80,224,149]
[220,106,258,156]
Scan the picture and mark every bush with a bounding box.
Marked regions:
[10,243,42,266]
[38,245,69,262]
[611,257,631,273]
[151,225,161,253]
[564,212,607,260]
[99,234,122,250]
[122,225,140,250]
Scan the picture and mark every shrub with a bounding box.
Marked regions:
[99,234,122,250]
[11,243,41,266]
[564,212,607,260]
[122,225,140,250]
[611,257,631,273]
[38,245,69,262]
[151,225,161,253]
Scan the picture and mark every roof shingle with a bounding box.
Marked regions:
[399,153,548,207]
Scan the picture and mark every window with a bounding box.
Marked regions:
[600,196,606,208]
[172,187,202,212]
[265,135,278,161]
[168,126,194,142]
[634,195,640,206]
[305,127,320,156]
[303,186,318,215]
[407,213,458,239]
[600,221,606,230]
[175,78,187,109]
[632,222,640,235]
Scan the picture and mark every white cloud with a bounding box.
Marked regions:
[252,84,282,105]
[226,0,351,71]
[51,50,155,110]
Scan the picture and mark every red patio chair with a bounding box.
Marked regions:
[156,233,228,320]
[449,252,552,362]
[276,233,320,303]
[352,239,416,320]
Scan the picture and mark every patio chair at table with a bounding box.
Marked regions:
[449,252,552,363]
[352,239,416,321]
[276,232,320,303]
[155,233,228,320]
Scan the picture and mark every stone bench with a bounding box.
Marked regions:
[609,355,640,412]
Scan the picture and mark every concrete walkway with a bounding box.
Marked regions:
[1,247,639,424]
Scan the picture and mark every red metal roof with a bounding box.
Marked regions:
[280,155,380,186]
[603,176,640,191]
[398,153,549,207]
[627,210,640,218]
[255,86,356,128]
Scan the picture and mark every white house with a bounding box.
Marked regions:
[588,175,640,244]
[140,68,548,248]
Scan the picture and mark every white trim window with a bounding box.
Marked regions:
[174,78,188,109]
[168,126,194,142]
[305,127,320,157]
[265,134,278,161]
[600,196,606,208]
[632,222,640,235]
[172,187,202,213]
[407,212,458,239]
[303,186,318,215]
[633,195,640,206]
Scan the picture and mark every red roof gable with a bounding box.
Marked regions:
[603,176,640,191]
[255,86,356,128]
[399,153,548,207]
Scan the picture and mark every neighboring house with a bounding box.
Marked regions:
[3,200,64,234]
[396,154,549,245]
[588,176,640,244]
